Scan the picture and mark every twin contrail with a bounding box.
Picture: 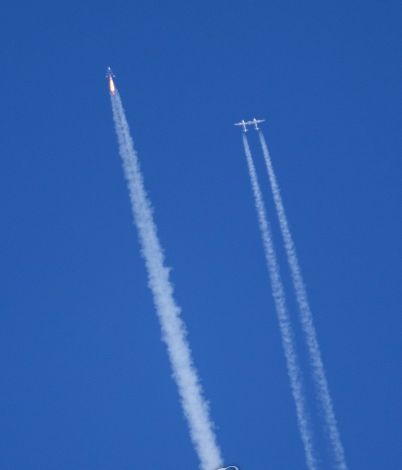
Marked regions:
[242,134,317,470]
[258,131,347,470]
[110,87,223,470]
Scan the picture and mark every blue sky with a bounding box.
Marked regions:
[1,1,401,469]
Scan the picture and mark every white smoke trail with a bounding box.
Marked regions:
[258,131,347,470]
[242,134,317,470]
[110,90,223,470]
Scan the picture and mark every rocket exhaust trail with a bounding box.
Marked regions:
[258,131,347,470]
[110,88,223,470]
[242,134,317,470]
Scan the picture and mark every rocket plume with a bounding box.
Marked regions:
[109,77,116,95]
[258,131,347,470]
[242,133,317,470]
[110,86,223,470]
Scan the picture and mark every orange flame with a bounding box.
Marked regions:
[109,77,116,95]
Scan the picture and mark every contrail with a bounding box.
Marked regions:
[242,134,317,470]
[110,86,223,470]
[258,131,347,470]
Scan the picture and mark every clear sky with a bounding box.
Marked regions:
[1,1,401,469]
